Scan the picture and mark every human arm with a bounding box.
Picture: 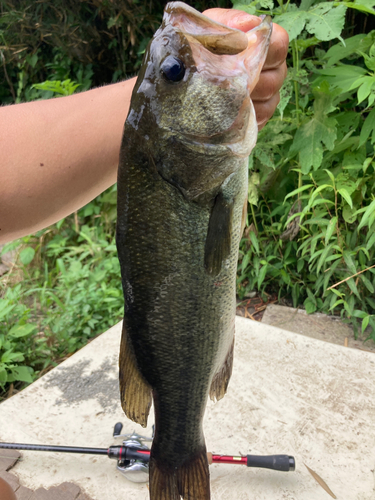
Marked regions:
[0,79,134,244]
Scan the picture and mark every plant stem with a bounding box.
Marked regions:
[250,203,259,235]
[292,40,302,192]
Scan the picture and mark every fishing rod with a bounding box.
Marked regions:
[0,423,295,483]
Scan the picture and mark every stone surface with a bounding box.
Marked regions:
[16,486,34,500]
[59,482,81,498]
[262,303,375,353]
[0,319,374,499]
[0,449,21,471]
[30,487,75,500]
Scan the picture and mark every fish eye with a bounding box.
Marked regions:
[160,56,185,83]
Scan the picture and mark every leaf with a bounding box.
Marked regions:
[258,264,268,289]
[0,368,7,383]
[0,300,15,321]
[314,65,367,93]
[259,0,274,9]
[338,188,353,209]
[304,298,317,314]
[324,34,367,66]
[304,463,337,498]
[1,350,24,363]
[291,89,337,174]
[359,107,375,147]
[343,251,357,274]
[317,243,334,274]
[305,3,347,42]
[285,184,313,201]
[276,10,308,41]
[11,366,33,383]
[358,198,375,230]
[241,252,251,273]
[277,77,293,118]
[357,76,375,104]
[344,0,375,15]
[248,172,260,206]
[249,231,259,255]
[347,278,361,299]
[360,274,374,293]
[8,323,36,338]
[366,231,375,250]
[362,315,370,333]
[342,205,357,224]
[231,3,256,14]
[19,246,35,265]
[325,217,337,245]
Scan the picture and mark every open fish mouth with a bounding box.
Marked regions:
[161,2,273,154]
[165,2,272,94]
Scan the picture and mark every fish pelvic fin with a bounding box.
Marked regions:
[149,445,210,500]
[119,323,152,428]
[209,337,234,402]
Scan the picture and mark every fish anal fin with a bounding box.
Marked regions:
[209,338,234,402]
[150,445,210,500]
[204,192,233,276]
[119,323,152,428]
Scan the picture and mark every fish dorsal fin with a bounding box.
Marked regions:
[204,191,233,276]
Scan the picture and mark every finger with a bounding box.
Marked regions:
[263,23,289,70]
[254,92,281,129]
[203,10,289,69]
[251,62,287,101]
[203,8,260,32]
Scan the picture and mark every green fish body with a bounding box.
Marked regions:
[116,3,271,499]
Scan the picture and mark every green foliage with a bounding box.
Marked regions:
[0,186,123,398]
[235,0,375,342]
[0,0,232,104]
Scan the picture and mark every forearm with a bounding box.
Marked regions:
[0,79,135,244]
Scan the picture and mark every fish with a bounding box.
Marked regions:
[116,3,271,499]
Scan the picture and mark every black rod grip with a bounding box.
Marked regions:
[247,454,295,471]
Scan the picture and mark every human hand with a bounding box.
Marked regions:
[203,9,289,129]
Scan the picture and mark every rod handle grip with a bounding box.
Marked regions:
[247,454,295,471]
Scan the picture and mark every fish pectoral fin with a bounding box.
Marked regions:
[204,191,233,276]
[119,323,152,428]
[210,338,234,402]
[150,445,210,500]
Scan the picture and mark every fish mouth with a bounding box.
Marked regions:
[164,2,272,94]
[163,3,272,156]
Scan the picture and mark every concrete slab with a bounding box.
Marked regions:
[0,318,374,499]
[262,304,375,353]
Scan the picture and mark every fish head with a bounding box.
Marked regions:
[127,2,272,199]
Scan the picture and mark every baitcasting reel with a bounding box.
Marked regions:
[111,422,295,483]
[113,423,153,483]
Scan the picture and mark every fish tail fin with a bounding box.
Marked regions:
[119,324,152,427]
[149,445,210,500]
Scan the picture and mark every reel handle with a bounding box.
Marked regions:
[113,423,123,437]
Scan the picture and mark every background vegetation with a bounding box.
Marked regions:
[0,0,374,399]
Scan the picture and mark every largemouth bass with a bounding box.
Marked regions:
[116,3,271,499]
